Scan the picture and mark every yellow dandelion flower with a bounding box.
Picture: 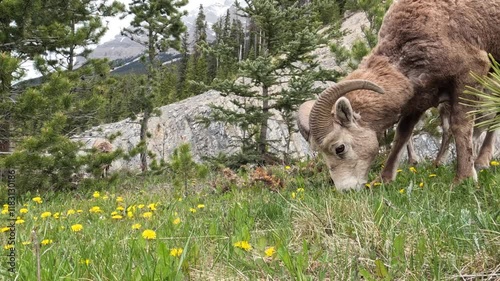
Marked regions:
[173,217,181,225]
[4,244,14,250]
[102,195,109,200]
[116,196,124,203]
[20,208,28,214]
[2,204,7,209]
[399,189,405,194]
[93,191,100,198]
[41,212,51,219]
[177,198,182,202]
[80,259,91,266]
[132,223,141,230]
[365,183,372,188]
[142,212,153,219]
[71,224,83,232]
[111,211,118,216]
[397,169,403,173]
[373,182,382,186]
[1,209,8,215]
[291,192,296,199]
[285,165,291,170]
[77,210,83,213]
[197,204,205,209]
[234,241,252,251]
[66,209,76,216]
[429,174,437,178]
[15,218,25,225]
[89,206,103,213]
[127,211,134,219]
[189,208,197,213]
[53,212,60,219]
[419,182,424,188]
[1,227,9,232]
[409,167,417,173]
[116,206,124,211]
[142,229,156,240]
[148,203,157,211]
[297,188,305,193]
[170,248,183,257]
[22,241,31,246]
[41,239,53,246]
[490,160,499,166]
[112,214,123,219]
[137,204,145,209]
[32,197,43,204]
[265,246,276,257]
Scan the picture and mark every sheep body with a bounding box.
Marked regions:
[298,0,500,190]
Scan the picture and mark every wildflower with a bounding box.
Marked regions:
[132,223,141,230]
[111,211,118,216]
[409,167,417,173]
[116,206,124,211]
[170,248,183,257]
[297,188,305,193]
[116,196,124,203]
[373,182,382,186]
[291,192,296,199]
[93,191,100,198]
[80,259,91,266]
[41,212,51,219]
[197,204,205,209]
[189,208,197,213]
[137,204,145,209]
[53,212,60,219]
[234,241,252,251]
[1,209,8,215]
[285,165,291,170]
[112,214,123,219]
[15,218,25,225]
[491,160,499,166]
[41,239,53,245]
[265,246,276,257]
[429,174,437,178]
[22,241,31,246]
[365,183,371,188]
[399,189,405,194]
[177,198,182,202]
[127,211,134,219]
[77,210,83,213]
[4,244,13,250]
[2,204,7,209]
[397,169,403,173]
[419,182,424,188]
[32,197,43,204]
[173,217,181,225]
[20,208,28,214]
[1,227,9,232]
[89,206,103,213]
[142,212,153,219]
[102,195,109,200]
[148,203,157,211]
[71,224,83,232]
[142,229,156,240]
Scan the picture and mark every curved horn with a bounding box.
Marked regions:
[309,80,385,146]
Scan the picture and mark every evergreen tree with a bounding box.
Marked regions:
[200,0,329,164]
[123,0,187,172]
[183,4,209,98]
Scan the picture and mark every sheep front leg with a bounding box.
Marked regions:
[381,112,423,183]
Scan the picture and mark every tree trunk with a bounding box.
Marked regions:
[258,86,269,155]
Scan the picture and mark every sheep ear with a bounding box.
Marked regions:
[335,97,355,126]
[297,100,315,142]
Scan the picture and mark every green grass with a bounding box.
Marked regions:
[1,160,499,280]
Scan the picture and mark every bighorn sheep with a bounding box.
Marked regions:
[297,0,500,190]
[93,139,113,178]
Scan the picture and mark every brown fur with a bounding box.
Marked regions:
[93,140,113,178]
[299,0,500,189]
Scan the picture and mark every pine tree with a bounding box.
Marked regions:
[201,0,329,164]
[123,0,187,172]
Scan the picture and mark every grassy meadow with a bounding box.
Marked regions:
[1,160,499,280]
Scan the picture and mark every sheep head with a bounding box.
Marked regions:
[298,80,385,190]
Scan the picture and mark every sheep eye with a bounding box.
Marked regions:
[335,144,345,155]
